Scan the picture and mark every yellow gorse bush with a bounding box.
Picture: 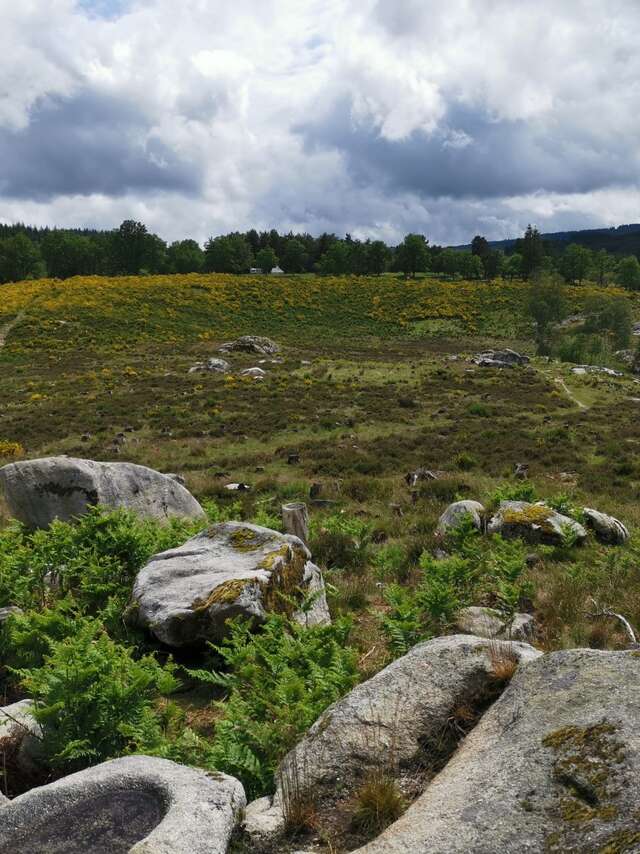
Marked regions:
[1,273,636,354]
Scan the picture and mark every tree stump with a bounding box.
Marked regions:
[281,502,309,545]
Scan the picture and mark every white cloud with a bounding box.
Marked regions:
[1,0,640,244]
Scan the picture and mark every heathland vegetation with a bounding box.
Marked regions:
[2,259,640,850]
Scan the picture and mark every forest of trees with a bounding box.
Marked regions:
[1,220,640,289]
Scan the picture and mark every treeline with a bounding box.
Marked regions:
[1,220,640,289]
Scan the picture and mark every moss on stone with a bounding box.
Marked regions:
[543,722,628,850]
[599,829,640,853]
[191,578,249,611]
[261,543,307,617]
[227,526,272,551]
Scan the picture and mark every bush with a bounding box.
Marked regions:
[381,526,532,655]
[454,452,477,471]
[309,513,373,572]
[372,543,409,583]
[189,614,360,799]
[16,619,180,771]
[490,482,537,505]
[0,508,199,626]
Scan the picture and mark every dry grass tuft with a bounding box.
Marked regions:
[350,769,406,838]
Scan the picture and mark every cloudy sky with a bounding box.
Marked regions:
[2,0,639,245]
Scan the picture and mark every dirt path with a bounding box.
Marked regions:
[555,377,589,410]
[0,310,27,352]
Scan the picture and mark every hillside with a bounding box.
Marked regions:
[455,222,640,255]
[2,273,640,851]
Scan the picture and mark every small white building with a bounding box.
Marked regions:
[271,266,285,275]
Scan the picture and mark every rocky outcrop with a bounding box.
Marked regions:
[455,606,535,641]
[219,336,279,355]
[130,522,330,647]
[472,349,529,368]
[188,357,231,374]
[571,364,623,377]
[355,649,640,853]
[487,500,587,546]
[244,635,540,846]
[0,457,205,530]
[436,500,485,538]
[0,755,245,854]
[583,508,630,545]
[241,367,267,379]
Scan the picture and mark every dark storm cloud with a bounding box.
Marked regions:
[298,99,631,202]
[0,91,201,201]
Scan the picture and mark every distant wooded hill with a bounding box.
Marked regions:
[454,224,640,255]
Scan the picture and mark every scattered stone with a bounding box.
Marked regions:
[225,482,251,491]
[0,700,46,779]
[0,457,205,530]
[189,357,231,374]
[287,453,300,465]
[615,349,635,366]
[436,500,485,538]
[0,755,245,854]
[241,367,267,379]
[455,606,535,641]
[309,482,322,499]
[633,321,640,336]
[245,635,541,847]
[355,649,640,854]
[472,349,529,368]
[571,364,623,377]
[488,501,587,546]
[405,468,441,487]
[80,433,91,443]
[0,606,22,623]
[583,508,630,545]
[130,522,330,647]
[219,336,280,355]
[514,462,529,480]
[557,313,585,328]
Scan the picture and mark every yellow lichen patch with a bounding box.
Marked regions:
[191,578,249,611]
[259,544,290,571]
[503,504,553,527]
[227,527,273,552]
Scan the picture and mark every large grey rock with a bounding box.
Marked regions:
[436,500,485,538]
[0,457,205,530]
[355,648,640,853]
[244,635,540,845]
[219,336,279,355]
[130,522,330,647]
[455,606,535,641]
[488,501,587,546]
[0,699,46,780]
[0,755,245,854]
[583,507,630,545]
